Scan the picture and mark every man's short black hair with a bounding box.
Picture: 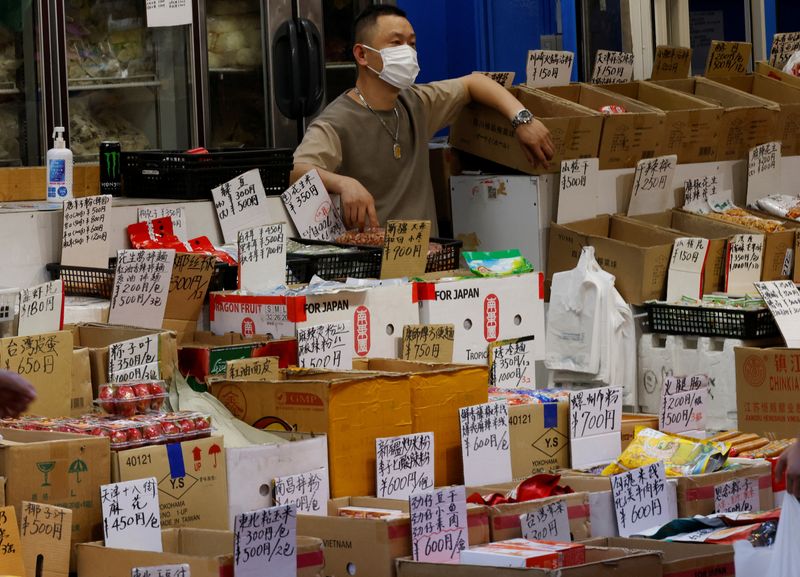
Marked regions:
[353,5,408,45]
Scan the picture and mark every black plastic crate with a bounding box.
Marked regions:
[121,148,293,200]
[288,239,383,281]
[425,238,463,273]
[645,302,779,339]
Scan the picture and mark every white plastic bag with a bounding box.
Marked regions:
[783,50,800,77]
[767,494,800,576]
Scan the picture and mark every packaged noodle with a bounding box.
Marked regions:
[602,428,730,477]
[463,249,534,277]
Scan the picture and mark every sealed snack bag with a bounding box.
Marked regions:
[464,249,534,277]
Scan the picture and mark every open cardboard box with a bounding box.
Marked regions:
[450,86,603,175]
[651,77,780,160]
[547,214,683,305]
[598,81,723,163]
[536,83,666,169]
[77,529,325,577]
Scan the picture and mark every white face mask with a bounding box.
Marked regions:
[363,44,420,89]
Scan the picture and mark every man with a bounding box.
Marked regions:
[292,5,554,231]
[777,437,800,499]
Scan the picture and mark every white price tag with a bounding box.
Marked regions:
[526,50,574,88]
[281,169,345,242]
[488,336,536,389]
[238,223,287,291]
[459,401,512,486]
[233,505,296,577]
[108,335,160,383]
[591,50,634,84]
[409,486,468,564]
[569,387,623,469]
[557,158,600,223]
[627,155,678,216]
[611,462,672,537]
[726,234,764,296]
[375,432,434,500]
[17,280,63,337]
[714,478,760,513]
[746,142,782,206]
[212,169,272,244]
[61,195,112,268]
[659,375,708,434]
[667,238,709,301]
[297,320,354,370]
[770,32,800,68]
[108,249,176,329]
[755,280,800,347]
[138,207,188,242]
[520,499,571,543]
[101,478,162,552]
[145,0,192,27]
[683,176,720,214]
[133,565,190,577]
[273,468,329,517]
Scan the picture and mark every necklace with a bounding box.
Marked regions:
[354,87,402,160]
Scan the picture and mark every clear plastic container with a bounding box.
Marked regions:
[97,380,168,417]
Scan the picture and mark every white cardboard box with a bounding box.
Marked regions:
[417,273,545,365]
[225,433,328,529]
[285,283,419,359]
[208,292,296,338]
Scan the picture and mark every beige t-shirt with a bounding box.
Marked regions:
[293,79,469,233]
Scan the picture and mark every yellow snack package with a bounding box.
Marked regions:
[602,428,730,477]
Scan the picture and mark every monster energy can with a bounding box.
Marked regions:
[99,141,122,196]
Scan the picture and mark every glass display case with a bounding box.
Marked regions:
[64,0,193,161]
[0,3,42,166]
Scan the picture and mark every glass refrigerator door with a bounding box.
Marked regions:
[64,0,192,162]
[0,3,41,166]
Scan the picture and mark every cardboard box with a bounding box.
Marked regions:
[756,60,800,88]
[225,432,328,528]
[508,402,570,477]
[0,164,99,201]
[582,538,734,577]
[71,347,93,417]
[211,371,413,497]
[599,81,722,163]
[416,272,546,364]
[621,413,659,450]
[537,83,666,169]
[713,73,800,156]
[548,215,682,305]
[735,346,800,437]
[112,435,229,530]
[297,496,489,577]
[208,292,296,338]
[178,331,297,391]
[76,529,325,577]
[0,429,110,567]
[285,283,421,359]
[395,547,663,577]
[652,77,781,161]
[353,358,489,486]
[69,323,178,392]
[450,86,603,175]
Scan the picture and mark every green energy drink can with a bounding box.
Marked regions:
[99,140,122,196]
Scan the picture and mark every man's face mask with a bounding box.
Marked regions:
[362,44,420,89]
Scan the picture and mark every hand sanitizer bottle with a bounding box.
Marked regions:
[46,126,73,202]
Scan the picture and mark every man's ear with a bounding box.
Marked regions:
[353,43,370,67]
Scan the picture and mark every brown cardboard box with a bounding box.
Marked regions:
[69,323,178,392]
[112,435,229,530]
[756,60,800,88]
[395,547,663,577]
[71,347,93,417]
[599,81,722,163]
[297,497,489,577]
[77,529,324,577]
[652,77,781,160]
[161,253,216,344]
[735,346,800,437]
[450,86,603,175]
[353,359,489,486]
[537,83,666,169]
[547,214,682,305]
[466,483,590,541]
[621,413,659,450]
[508,401,570,477]
[0,429,110,568]
[675,462,773,517]
[582,538,734,577]
[211,371,413,498]
[713,73,800,156]
[0,165,99,201]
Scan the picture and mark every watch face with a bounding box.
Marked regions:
[519,110,533,122]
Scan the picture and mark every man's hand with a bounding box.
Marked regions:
[338,176,380,231]
[777,439,800,499]
[0,371,36,418]
[515,119,555,169]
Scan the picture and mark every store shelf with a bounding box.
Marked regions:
[67,75,161,92]
[209,67,260,74]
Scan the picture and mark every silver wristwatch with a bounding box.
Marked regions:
[511,108,534,131]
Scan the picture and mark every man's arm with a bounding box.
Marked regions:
[291,163,379,230]
[460,73,555,169]
[777,436,800,499]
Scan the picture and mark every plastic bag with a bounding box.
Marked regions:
[783,50,800,77]
[767,495,800,576]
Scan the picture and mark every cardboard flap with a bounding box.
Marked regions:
[609,216,683,247]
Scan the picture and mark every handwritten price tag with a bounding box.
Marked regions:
[520,499,571,543]
[238,223,287,292]
[770,32,800,68]
[166,253,216,322]
[101,477,162,552]
[488,336,536,389]
[226,356,280,381]
[591,50,634,84]
[409,486,468,564]
[138,206,188,241]
[401,324,454,363]
[611,462,671,537]
[569,386,623,469]
[459,401,512,486]
[714,478,760,513]
[297,320,354,370]
[683,176,720,214]
[273,468,330,517]
[380,220,431,279]
[212,169,271,244]
[61,194,112,268]
[108,249,176,329]
[109,334,160,382]
[376,432,434,500]
[145,0,192,27]
[651,45,692,80]
[17,279,63,337]
[475,71,516,87]
[726,234,764,296]
[746,142,781,206]
[755,280,800,347]
[0,506,25,577]
[133,565,190,577]
[281,169,345,242]
[705,40,751,77]
[659,375,708,434]
[557,158,600,223]
[234,504,296,577]
[526,50,574,88]
[21,501,72,577]
[667,238,709,301]
[627,155,678,216]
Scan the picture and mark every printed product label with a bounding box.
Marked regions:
[48,159,65,183]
